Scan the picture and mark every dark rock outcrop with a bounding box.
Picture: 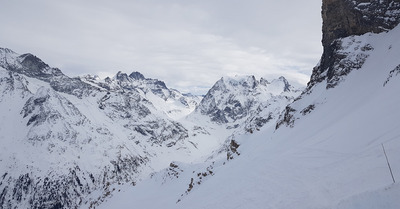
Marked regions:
[322,0,400,49]
[129,71,145,80]
[277,0,400,129]
[0,48,96,98]
[308,0,400,89]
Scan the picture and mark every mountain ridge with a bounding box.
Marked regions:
[98,11,400,209]
[2,1,400,208]
[308,0,400,90]
[0,47,300,209]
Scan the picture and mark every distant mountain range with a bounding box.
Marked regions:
[0,47,300,208]
[1,0,400,208]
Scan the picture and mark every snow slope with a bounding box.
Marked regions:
[0,50,212,208]
[97,24,400,209]
[0,46,300,208]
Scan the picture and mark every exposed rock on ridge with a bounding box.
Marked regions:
[0,47,199,209]
[277,0,400,129]
[194,75,302,133]
[308,0,400,89]
[322,0,400,49]
[0,47,96,98]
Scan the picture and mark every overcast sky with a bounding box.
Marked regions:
[0,0,322,94]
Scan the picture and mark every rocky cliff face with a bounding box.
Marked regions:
[277,0,400,129]
[309,0,400,89]
[322,0,400,48]
[276,0,400,129]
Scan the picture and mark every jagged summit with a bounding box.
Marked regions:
[194,75,301,129]
[81,70,200,119]
[0,47,15,53]
[203,75,295,98]
[111,71,146,82]
[218,75,258,89]
[101,71,168,93]
[114,71,130,82]
[0,48,63,79]
[265,76,294,94]
[0,48,95,98]
[129,71,145,80]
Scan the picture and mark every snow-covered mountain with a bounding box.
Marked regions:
[192,75,301,132]
[2,1,400,208]
[0,47,299,208]
[95,1,400,209]
[0,48,196,208]
[80,71,202,120]
[177,24,400,209]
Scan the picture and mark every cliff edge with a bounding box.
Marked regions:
[309,0,400,89]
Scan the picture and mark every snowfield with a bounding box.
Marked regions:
[0,45,301,208]
[96,25,400,209]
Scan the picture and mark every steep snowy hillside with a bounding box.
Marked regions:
[3,1,399,208]
[0,48,211,208]
[0,53,170,208]
[96,14,400,209]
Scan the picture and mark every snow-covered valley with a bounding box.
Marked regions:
[1,1,400,208]
[0,45,301,208]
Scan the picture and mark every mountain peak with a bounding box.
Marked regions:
[277,76,291,92]
[19,53,50,71]
[217,75,258,90]
[129,71,145,80]
[114,71,147,82]
[0,47,17,55]
[0,48,64,81]
[114,71,130,82]
[195,75,300,125]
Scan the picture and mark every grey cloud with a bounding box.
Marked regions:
[0,0,322,94]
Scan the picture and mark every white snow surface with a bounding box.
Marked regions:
[0,45,300,208]
[96,26,400,209]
